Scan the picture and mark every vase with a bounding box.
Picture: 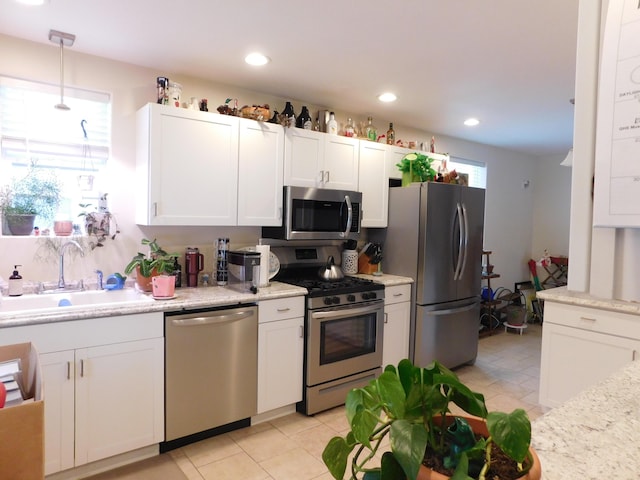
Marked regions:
[54,220,73,236]
[5,214,36,236]
[417,415,542,480]
[402,171,421,187]
[134,266,158,293]
[151,274,175,298]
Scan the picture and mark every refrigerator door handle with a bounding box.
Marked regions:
[459,203,470,279]
[430,302,477,316]
[454,202,465,280]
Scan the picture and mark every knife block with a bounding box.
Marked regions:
[358,254,378,274]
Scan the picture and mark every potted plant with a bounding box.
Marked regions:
[78,200,120,249]
[124,238,178,292]
[0,166,63,235]
[396,153,437,186]
[322,359,541,480]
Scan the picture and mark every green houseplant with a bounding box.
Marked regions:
[322,359,539,480]
[396,153,437,186]
[124,238,178,292]
[78,200,120,249]
[0,166,63,235]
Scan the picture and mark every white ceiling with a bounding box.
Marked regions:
[0,0,579,156]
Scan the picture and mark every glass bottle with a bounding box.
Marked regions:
[327,112,338,135]
[296,106,312,129]
[365,116,377,142]
[344,118,355,137]
[386,122,395,145]
[281,101,296,127]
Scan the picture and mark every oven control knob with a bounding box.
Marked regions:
[323,297,333,305]
[347,294,356,302]
[332,296,341,305]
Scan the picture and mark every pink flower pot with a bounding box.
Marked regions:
[151,275,175,298]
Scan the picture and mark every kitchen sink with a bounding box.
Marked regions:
[0,288,154,314]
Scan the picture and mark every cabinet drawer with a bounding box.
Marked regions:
[544,301,640,340]
[385,284,411,306]
[259,296,305,323]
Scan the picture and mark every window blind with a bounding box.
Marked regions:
[449,156,487,189]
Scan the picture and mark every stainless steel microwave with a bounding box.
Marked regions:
[262,186,362,241]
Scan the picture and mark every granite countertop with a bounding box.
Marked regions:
[537,286,640,315]
[351,273,414,286]
[532,359,640,479]
[0,281,307,328]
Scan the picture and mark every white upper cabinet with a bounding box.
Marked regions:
[136,103,283,226]
[284,128,359,191]
[237,118,284,226]
[359,141,389,227]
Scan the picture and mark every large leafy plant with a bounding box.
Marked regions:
[322,359,532,480]
[396,153,437,182]
[0,166,62,221]
[124,238,178,277]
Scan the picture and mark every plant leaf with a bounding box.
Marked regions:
[390,419,427,480]
[376,371,406,419]
[322,436,353,480]
[487,409,531,463]
[450,452,475,480]
[379,451,405,480]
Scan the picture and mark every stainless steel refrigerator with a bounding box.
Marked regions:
[381,182,485,369]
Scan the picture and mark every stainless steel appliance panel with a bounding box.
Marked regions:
[164,306,257,442]
[414,299,480,369]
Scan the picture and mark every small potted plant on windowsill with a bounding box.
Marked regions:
[0,165,63,236]
[322,359,541,480]
[124,238,179,292]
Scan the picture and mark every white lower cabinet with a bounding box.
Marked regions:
[539,301,640,408]
[257,297,305,413]
[0,313,164,476]
[382,284,412,367]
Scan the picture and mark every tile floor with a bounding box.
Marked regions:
[90,323,547,480]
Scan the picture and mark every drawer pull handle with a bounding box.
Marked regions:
[384,312,389,324]
[277,308,291,312]
[579,316,597,322]
[393,293,403,297]
[299,325,304,338]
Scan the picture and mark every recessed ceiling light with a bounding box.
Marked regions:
[378,92,397,103]
[464,118,480,127]
[245,52,270,66]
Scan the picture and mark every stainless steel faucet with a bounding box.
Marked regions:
[58,240,84,289]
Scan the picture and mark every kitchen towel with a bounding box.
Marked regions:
[256,244,270,287]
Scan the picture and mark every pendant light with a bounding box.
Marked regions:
[48,29,75,110]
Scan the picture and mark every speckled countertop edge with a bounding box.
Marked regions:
[351,273,414,286]
[532,360,640,479]
[0,282,308,328]
[536,286,640,315]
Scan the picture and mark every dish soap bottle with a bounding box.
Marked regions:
[8,265,23,297]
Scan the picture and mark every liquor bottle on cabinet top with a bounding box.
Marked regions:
[281,101,296,127]
[386,122,395,145]
[365,116,377,141]
[344,118,355,137]
[296,106,312,129]
[327,112,338,135]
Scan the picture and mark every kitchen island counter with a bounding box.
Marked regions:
[531,359,640,479]
[0,281,307,328]
[537,285,640,315]
[351,273,414,286]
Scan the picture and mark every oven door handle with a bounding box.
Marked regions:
[312,303,382,320]
[341,194,353,238]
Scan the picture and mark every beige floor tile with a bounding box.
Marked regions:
[227,420,274,441]
[197,451,271,480]
[171,451,205,480]
[260,447,327,480]
[181,433,243,467]
[236,425,300,463]
[290,423,343,459]
[270,411,323,437]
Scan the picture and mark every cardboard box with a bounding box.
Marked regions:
[0,343,44,480]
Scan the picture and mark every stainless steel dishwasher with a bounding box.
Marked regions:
[162,304,257,451]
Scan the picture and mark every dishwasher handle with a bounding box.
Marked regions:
[170,309,255,327]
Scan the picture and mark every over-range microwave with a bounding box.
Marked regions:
[262,186,362,241]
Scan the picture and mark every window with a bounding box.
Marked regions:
[0,75,111,232]
[449,156,487,189]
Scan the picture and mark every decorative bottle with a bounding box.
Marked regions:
[365,116,377,142]
[344,118,355,137]
[281,101,296,127]
[327,112,338,135]
[386,122,395,145]
[296,106,312,129]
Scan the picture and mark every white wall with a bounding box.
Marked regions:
[0,33,543,294]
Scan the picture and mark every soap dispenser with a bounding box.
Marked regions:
[8,265,23,297]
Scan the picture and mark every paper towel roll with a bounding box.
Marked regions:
[256,244,270,287]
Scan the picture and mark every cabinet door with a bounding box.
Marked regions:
[539,322,640,407]
[257,317,304,413]
[383,301,411,368]
[75,338,164,465]
[237,119,284,226]
[137,104,239,225]
[386,145,410,180]
[40,350,75,476]
[323,135,359,191]
[283,128,325,187]
[359,141,389,227]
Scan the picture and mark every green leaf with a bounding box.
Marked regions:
[376,371,406,419]
[322,436,353,480]
[390,420,427,480]
[487,409,531,463]
[379,452,405,480]
[450,453,475,480]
